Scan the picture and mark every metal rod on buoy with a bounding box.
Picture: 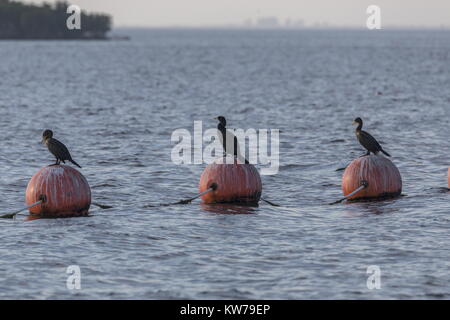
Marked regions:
[0,200,43,219]
[344,181,369,198]
[145,183,218,207]
[173,183,218,205]
[329,181,369,205]
[185,186,216,202]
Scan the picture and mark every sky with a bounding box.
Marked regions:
[23,0,450,28]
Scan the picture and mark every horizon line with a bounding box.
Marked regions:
[111,25,450,31]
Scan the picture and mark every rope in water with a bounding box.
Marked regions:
[92,202,114,209]
[0,200,113,219]
[2,184,280,216]
[144,183,218,207]
[260,197,280,207]
[329,180,369,205]
[0,200,43,219]
[143,183,280,208]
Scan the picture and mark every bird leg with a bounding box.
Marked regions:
[359,151,370,158]
[49,158,58,166]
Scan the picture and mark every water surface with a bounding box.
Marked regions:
[0,29,450,299]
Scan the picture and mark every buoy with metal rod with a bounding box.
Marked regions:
[25,165,91,217]
[199,156,262,204]
[341,154,402,201]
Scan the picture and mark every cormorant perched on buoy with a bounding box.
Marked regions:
[41,129,82,168]
[353,117,391,157]
[215,116,249,164]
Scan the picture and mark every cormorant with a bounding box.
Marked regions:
[353,117,391,157]
[215,116,249,164]
[41,129,82,168]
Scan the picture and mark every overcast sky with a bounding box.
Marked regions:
[23,0,450,28]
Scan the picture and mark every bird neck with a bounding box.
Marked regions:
[356,123,362,131]
[218,123,226,132]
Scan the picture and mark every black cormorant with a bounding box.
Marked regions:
[353,117,391,157]
[41,129,82,168]
[215,116,249,164]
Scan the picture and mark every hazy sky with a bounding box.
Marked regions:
[24,0,450,28]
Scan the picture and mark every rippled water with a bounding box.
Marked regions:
[1,29,450,299]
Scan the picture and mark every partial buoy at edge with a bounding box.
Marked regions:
[199,156,262,204]
[25,165,91,217]
[342,155,402,201]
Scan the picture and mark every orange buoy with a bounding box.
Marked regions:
[342,155,402,200]
[25,165,91,217]
[199,156,262,204]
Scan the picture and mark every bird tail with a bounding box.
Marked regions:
[381,149,391,157]
[71,159,82,168]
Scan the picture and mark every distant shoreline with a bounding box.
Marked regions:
[0,0,112,40]
[112,25,450,32]
[0,35,130,41]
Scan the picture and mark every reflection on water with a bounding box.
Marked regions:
[342,198,403,217]
[200,203,258,215]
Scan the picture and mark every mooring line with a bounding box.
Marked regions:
[1,199,112,219]
[0,200,43,219]
[329,180,369,205]
[260,197,280,207]
[92,202,114,209]
[144,183,218,207]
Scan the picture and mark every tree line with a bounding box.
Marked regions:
[0,0,112,39]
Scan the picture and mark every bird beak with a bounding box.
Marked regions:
[214,117,218,120]
[352,121,357,125]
